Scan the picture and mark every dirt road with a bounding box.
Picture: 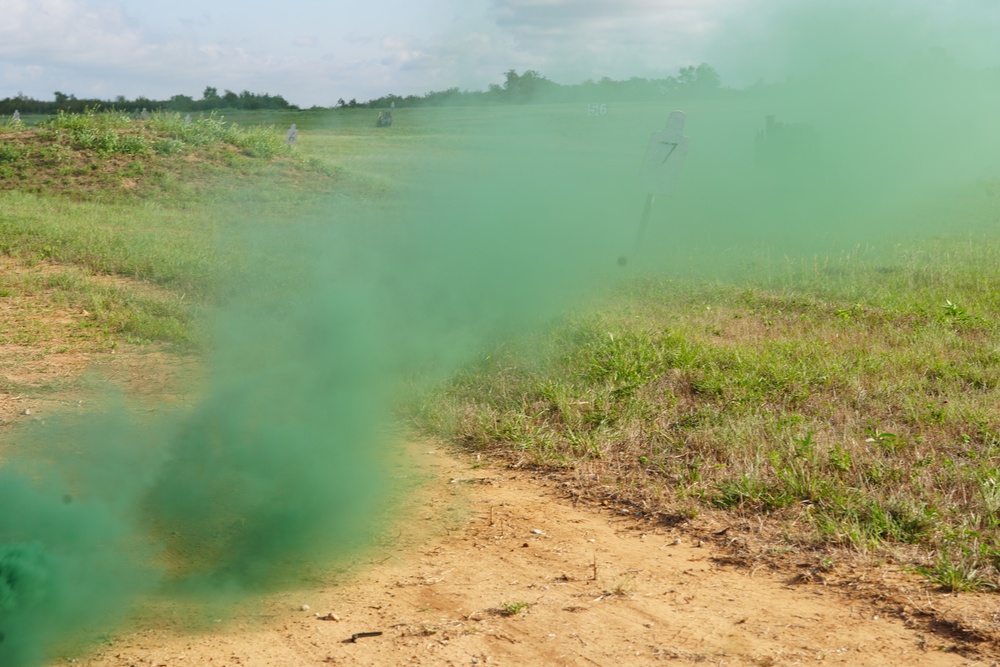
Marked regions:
[73,442,991,667]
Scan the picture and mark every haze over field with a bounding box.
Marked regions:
[3,2,1000,665]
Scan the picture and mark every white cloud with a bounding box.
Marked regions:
[3,0,999,107]
[306,0,746,102]
[0,0,750,105]
[489,0,739,37]
[3,64,46,87]
[0,0,143,63]
[0,0,311,100]
[476,0,747,83]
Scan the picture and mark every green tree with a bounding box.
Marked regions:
[502,69,553,102]
[678,64,721,92]
[170,94,195,110]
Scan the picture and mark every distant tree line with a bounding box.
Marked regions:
[0,86,297,115]
[339,64,725,109]
[0,64,723,116]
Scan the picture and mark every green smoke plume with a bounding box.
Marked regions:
[669,0,1000,271]
[3,1,1000,664]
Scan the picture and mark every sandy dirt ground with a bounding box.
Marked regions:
[67,443,995,667]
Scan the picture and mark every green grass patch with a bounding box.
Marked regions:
[0,109,344,350]
[0,192,217,294]
[419,229,1000,588]
[0,266,195,347]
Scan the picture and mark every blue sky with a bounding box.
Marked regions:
[1,0,998,107]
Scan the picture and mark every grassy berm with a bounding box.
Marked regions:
[0,109,302,198]
[420,182,1000,594]
[0,109,331,351]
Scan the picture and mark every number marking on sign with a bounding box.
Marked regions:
[659,142,679,163]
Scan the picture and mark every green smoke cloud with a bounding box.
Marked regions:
[0,407,158,665]
[3,1,1000,664]
[670,0,1000,270]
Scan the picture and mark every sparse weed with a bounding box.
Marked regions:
[918,553,997,592]
[941,299,969,321]
[497,601,531,616]
[607,574,635,597]
[148,111,282,157]
[39,108,150,155]
[150,110,228,145]
[0,142,27,162]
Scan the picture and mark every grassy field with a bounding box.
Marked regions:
[3,103,1000,595]
[422,229,1000,590]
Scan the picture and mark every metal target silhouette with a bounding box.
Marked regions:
[621,111,690,264]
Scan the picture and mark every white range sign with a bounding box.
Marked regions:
[638,110,690,196]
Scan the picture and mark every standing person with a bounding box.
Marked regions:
[286,124,298,146]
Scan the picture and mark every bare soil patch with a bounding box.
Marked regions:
[68,442,996,667]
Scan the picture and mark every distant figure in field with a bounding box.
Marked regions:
[184,114,192,125]
[754,114,820,170]
[376,111,393,128]
[11,110,20,122]
[140,108,150,120]
[286,123,298,146]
